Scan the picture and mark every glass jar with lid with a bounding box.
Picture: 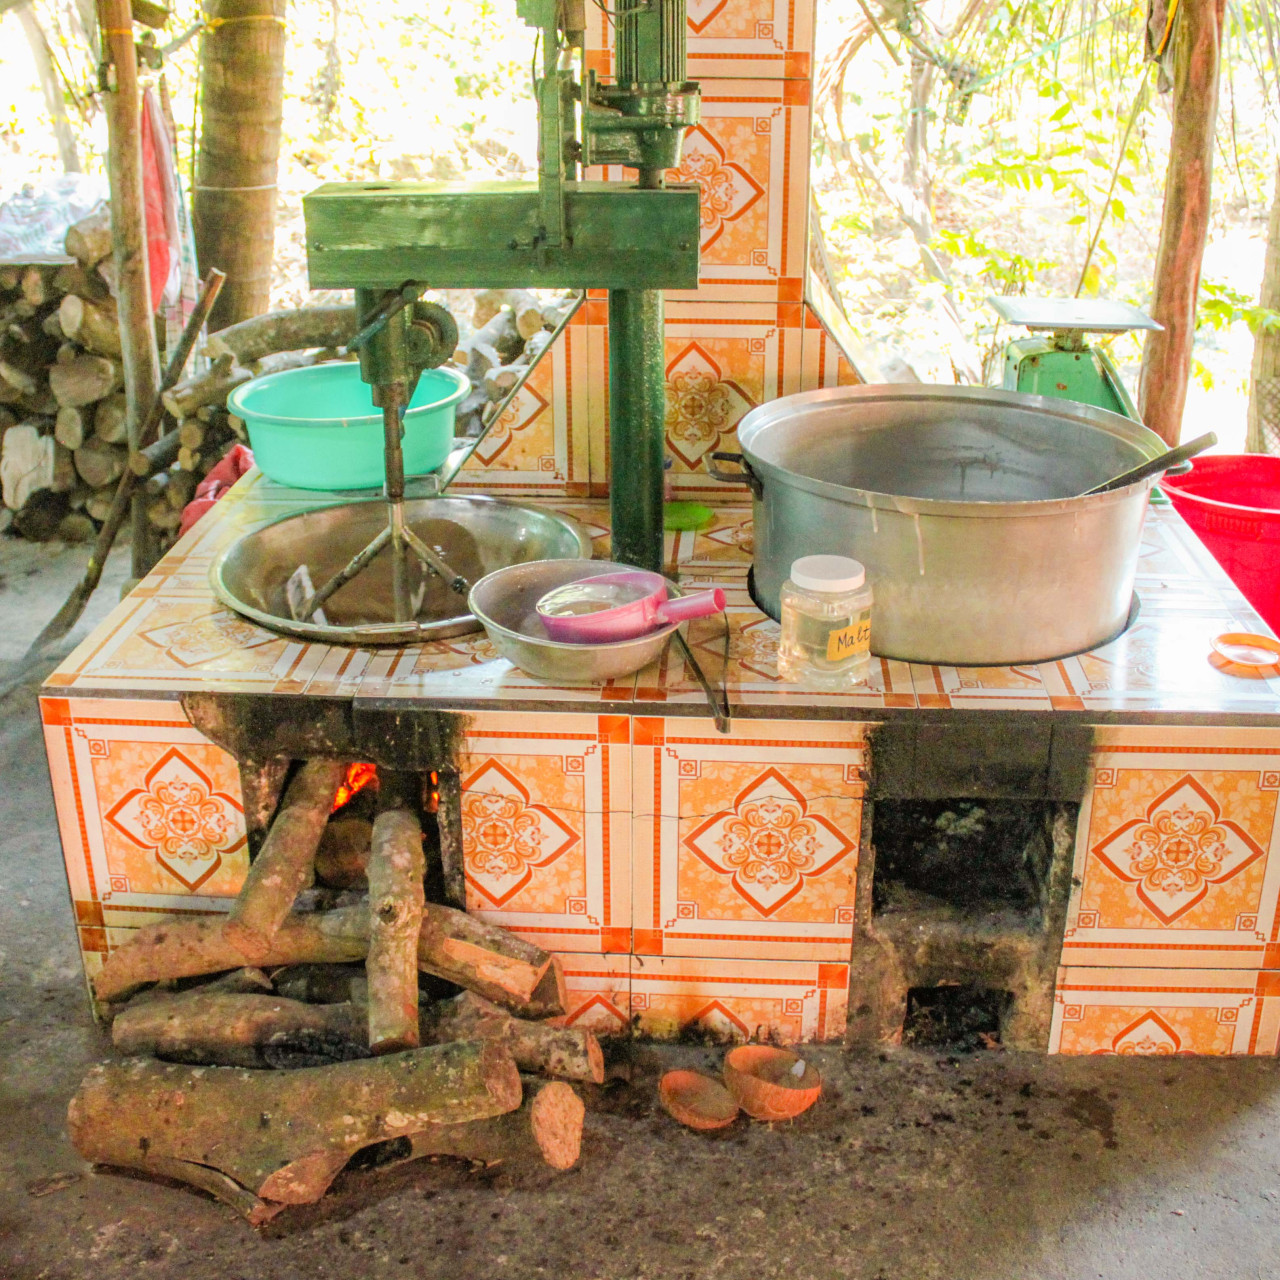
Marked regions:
[776,555,873,688]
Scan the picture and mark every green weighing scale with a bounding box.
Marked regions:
[988,296,1162,421]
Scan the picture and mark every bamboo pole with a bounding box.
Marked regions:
[1137,0,1227,445]
[96,0,162,576]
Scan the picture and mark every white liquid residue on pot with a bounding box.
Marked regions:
[870,504,879,535]
[913,513,926,576]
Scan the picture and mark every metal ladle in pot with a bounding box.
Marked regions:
[1081,432,1217,495]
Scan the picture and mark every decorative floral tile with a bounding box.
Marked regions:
[41,696,250,992]
[629,954,848,1043]
[587,301,805,502]
[550,953,632,1037]
[452,310,593,497]
[909,662,1053,711]
[458,713,632,953]
[1049,967,1280,1055]
[1063,726,1280,969]
[631,716,865,959]
[584,0,816,93]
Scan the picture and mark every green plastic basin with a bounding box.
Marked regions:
[227,361,470,491]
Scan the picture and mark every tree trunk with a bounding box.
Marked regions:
[1247,163,1280,455]
[16,3,80,174]
[193,0,288,330]
[1137,0,1226,445]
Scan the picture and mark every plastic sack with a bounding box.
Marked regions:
[0,173,109,260]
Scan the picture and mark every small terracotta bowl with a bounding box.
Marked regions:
[723,1045,822,1121]
[659,1069,740,1131]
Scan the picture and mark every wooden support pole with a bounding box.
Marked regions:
[1247,162,1280,455]
[1137,0,1227,445]
[225,759,348,962]
[366,770,425,1055]
[96,0,162,576]
[436,768,467,909]
[68,1041,523,1220]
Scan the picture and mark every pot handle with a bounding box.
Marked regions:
[708,451,763,499]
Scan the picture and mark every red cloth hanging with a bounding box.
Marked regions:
[178,445,255,535]
[139,99,170,313]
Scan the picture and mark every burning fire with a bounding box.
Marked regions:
[331,762,378,812]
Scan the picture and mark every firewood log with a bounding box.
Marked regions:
[112,991,368,1067]
[164,466,197,510]
[65,206,113,267]
[95,903,566,1016]
[52,261,109,301]
[0,360,37,398]
[93,906,370,1002]
[161,353,250,419]
[177,417,205,449]
[54,405,86,450]
[366,771,425,1054]
[73,437,126,488]
[225,759,349,963]
[1,422,53,509]
[67,1040,523,1220]
[85,490,114,522]
[402,1079,583,1172]
[59,294,122,357]
[271,963,367,1005]
[54,342,77,366]
[51,440,75,492]
[92,391,128,443]
[57,512,97,542]
[50,353,120,407]
[315,816,372,888]
[203,305,357,364]
[20,266,48,308]
[425,991,604,1083]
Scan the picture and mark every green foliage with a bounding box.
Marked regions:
[1198,280,1280,336]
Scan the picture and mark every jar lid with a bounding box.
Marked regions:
[789,555,865,593]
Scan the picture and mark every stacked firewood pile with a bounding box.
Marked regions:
[70,762,599,1224]
[0,207,358,548]
[451,287,576,438]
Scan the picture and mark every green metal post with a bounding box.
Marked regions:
[608,288,666,574]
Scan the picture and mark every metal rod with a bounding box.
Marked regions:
[402,525,469,595]
[381,400,411,622]
[608,287,666,574]
[297,524,391,622]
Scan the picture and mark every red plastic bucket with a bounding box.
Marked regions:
[1162,455,1280,635]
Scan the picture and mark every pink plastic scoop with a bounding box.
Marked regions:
[535,570,726,643]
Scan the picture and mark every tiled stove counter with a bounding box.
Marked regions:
[40,472,1280,1056]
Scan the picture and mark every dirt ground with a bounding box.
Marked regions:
[3,543,1280,1280]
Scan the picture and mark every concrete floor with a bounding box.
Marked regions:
[3,541,1280,1280]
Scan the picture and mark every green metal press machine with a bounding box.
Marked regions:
[299,0,701,622]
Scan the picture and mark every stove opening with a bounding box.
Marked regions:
[871,799,1054,915]
[902,984,1013,1051]
[331,762,379,814]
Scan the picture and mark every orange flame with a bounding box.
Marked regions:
[331,762,378,812]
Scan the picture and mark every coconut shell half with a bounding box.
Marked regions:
[722,1045,822,1121]
[659,1069,740,1131]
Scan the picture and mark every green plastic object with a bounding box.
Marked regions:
[227,361,469,491]
[1001,336,1138,419]
[663,501,714,531]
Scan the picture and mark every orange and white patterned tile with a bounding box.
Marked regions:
[585,2,816,103]
[909,662,1054,711]
[457,713,632,953]
[631,716,864,959]
[551,953,632,1037]
[1049,967,1280,1055]
[587,300,805,503]
[41,697,249,946]
[1063,726,1280,969]
[451,310,593,498]
[629,954,848,1043]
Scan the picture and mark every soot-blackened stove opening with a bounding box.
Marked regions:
[871,799,1050,915]
[901,984,1014,1051]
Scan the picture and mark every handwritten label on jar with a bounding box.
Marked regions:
[825,618,871,662]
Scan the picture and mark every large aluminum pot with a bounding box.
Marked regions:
[714,385,1168,666]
